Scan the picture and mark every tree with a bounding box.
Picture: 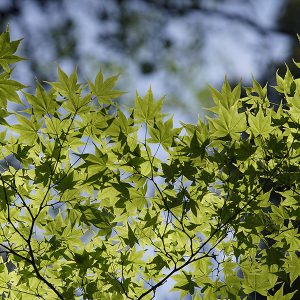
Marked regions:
[0,28,299,300]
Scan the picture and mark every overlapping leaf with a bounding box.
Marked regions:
[0,28,24,72]
[88,67,124,104]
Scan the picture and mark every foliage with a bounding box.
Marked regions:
[0,28,299,300]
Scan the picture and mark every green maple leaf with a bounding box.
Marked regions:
[126,223,139,247]
[209,78,241,110]
[13,114,41,145]
[148,117,181,150]
[0,72,26,106]
[48,65,82,97]
[267,284,296,300]
[208,104,246,139]
[248,108,273,138]
[285,253,300,285]
[24,81,58,116]
[134,87,165,124]
[0,27,25,72]
[88,67,125,104]
[77,204,115,236]
[48,66,93,113]
[172,272,198,298]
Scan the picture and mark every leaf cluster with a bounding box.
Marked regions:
[0,28,299,300]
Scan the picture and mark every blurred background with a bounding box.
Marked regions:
[1,0,299,299]
[1,0,300,122]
